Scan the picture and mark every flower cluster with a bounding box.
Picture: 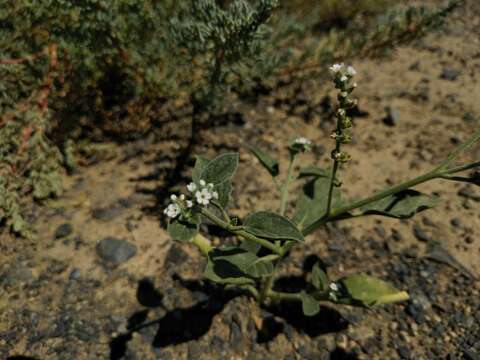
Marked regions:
[329,63,357,163]
[164,179,219,219]
[289,136,313,154]
[328,282,340,302]
[188,179,219,206]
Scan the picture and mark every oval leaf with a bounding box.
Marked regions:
[200,153,239,185]
[215,180,232,209]
[192,155,210,183]
[336,274,409,307]
[168,219,198,242]
[244,211,304,242]
[301,292,320,316]
[203,246,274,285]
[311,263,329,292]
[248,145,279,177]
[360,190,439,219]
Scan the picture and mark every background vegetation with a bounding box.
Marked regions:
[0,0,461,236]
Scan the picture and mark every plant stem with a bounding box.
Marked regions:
[191,233,213,256]
[303,169,440,235]
[279,154,296,216]
[200,207,282,255]
[267,290,303,302]
[326,156,340,217]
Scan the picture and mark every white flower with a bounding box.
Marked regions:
[187,182,197,192]
[329,63,344,74]
[186,200,193,208]
[164,203,181,219]
[199,179,206,187]
[294,137,311,146]
[180,194,185,201]
[340,75,348,83]
[170,194,177,201]
[346,66,356,76]
[207,183,214,189]
[340,91,348,98]
[212,191,219,199]
[329,282,339,292]
[195,188,213,206]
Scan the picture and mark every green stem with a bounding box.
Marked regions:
[303,169,441,235]
[200,207,282,255]
[326,158,340,216]
[444,161,480,175]
[435,128,480,171]
[267,290,303,302]
[279,154,296,216]
[191,233,213,256]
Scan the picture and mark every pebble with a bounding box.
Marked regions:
[54,223,73,239]
[383,106,401,126]
[413,225,430,242]
[96,237,137,264]
[441,68,461,81]
[458,186,480,202]
[463,112,477,124]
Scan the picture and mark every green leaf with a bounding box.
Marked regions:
[167,218,198,242]
[359,190,440,219]
[248,145,279,177]
[244,211,304,242]
[311,263,329,292]
[301,292,320,316]
[215,180,232,208]
[335,274,409,307]
[203,246,274,285]
[298,166,341,186]
[293,176,343,230]
[200,153,239,185]
[239,239,262,254]
[192,155,210,183]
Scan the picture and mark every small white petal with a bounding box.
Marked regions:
[329,283,339,292]
[212,191,219,199]
[186,200,193,208]
[180,194,185,200]
[347,66,356,76]
[208,183,214,189]
[170,194,177,201]
[187,182,197,192]
[340,75,348,82]
[199,179,206,187]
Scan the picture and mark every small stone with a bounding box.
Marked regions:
[69,268,81,280]
[441,68,460,81]
[397,345,412,359]
[463,112,477,124]
[96,237,137,264]
[458,186,480,202]
[450,218,461,228]
[383,106,401,126]
[54,223,73,239]
[413,225,430,242]
[92,204,124,222]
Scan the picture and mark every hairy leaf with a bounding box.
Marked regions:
[204,246,274,285]
[200,153,239,185]
[294,176,343,230]
[335,274,409,307]
[244,211,304,242]
[248,145,279,177]
[359,190,439,218]
[167,218,198,242]
[215,180,233,208]
[311,263,329,292]
[192,155,211,183]
[301,292,320,316]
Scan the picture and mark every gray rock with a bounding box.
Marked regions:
[1,263,34,285]
[54,223,73,239]
[96,237,137,264]
[383,106,401,126]
[441,68,461,81]
[413,225,430,242]
[92,205,124,222]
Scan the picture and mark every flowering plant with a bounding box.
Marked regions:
[165,65,480,315]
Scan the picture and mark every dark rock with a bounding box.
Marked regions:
[441,68,461,81]
[397,345,412,359]
[54,223,73,239]
[383,106,401,126]
[450,218,461,228]
[463,112,477,124]
[69,268,81,281]
[1,263,34,285]
[96,237,137,264]
[458,186,480,202]
[164,244,189,269]
[92,205,124,222]
[413,225,430,242]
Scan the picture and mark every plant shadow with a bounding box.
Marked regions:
[110,261,350,359]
